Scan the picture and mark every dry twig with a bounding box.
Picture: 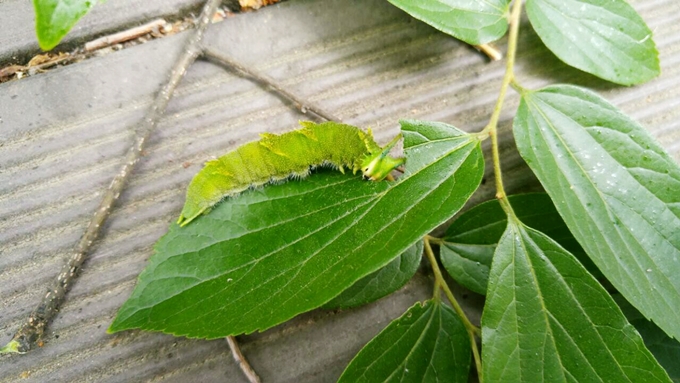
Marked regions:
[201,47,341,122]
[85,19,167,51]
[227,336,262,383]
[1,0,223,355]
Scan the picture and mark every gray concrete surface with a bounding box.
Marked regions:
[1,0,679,381]
[0,0,209,64]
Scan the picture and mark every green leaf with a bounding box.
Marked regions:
[33,0,96,50]
[615,295,680,382]
[0,340,20,354]
[441,193,591,295]
[482,221,671,383]
[109,120,484,338]
[323,240,422,310]
[387,0,511,45]
[338,299,470,383]
[513,84,680,340]
[526,0,660,85]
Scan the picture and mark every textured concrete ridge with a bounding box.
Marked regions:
[0,0,207,64]
[1,0,679,381]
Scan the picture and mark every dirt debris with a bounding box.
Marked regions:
[0,0,283,84]
[239,0,282,10]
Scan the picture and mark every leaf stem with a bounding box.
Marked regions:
[510,77,527,94]
[479,0,524,209]
[427,236,443,245]
[433,278,442,301]
[423,235,482,379]
[424,236,479,333]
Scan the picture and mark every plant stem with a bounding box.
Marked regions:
[226,336,262,383]
[479,0,524,209]
[427,236,443,245]
[201,47,340,122]
[474,43,503,61]
[423,237,479,334]
[510,77,527,94]
[1,0,223,355]
[423,236,482,379]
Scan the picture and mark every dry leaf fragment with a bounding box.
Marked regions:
[27,52,69,67]
[0,65,25,81]
[239,0,281,11]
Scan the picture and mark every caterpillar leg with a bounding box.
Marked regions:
[177,206,209,227]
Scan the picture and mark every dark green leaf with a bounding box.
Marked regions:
[387,0,511,45]
[440,240,493,296]
[109,120,484,338]
[615,295,680,382]
[526,0,660,85]
[323,240,422,310]
[33,0,96,50]
[513,84,680,340]
[482,221,671,382]
[441,193,591,294]
[338,299,470,383]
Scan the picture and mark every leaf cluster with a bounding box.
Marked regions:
[103,0,679,382]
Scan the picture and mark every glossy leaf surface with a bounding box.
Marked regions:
[513,84,680,340]
[387,0,511,45]
[482,221,670,382]
[526,0,659,85]
[323,240,422,310]
[338,299,470,383]
[615,295,680,382]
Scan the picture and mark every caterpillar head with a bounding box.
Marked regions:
[362,133,405,181]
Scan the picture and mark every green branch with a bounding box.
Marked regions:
[424,235,482,380]
[478,0,524,217]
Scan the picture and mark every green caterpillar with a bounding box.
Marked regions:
[177,121,405,226]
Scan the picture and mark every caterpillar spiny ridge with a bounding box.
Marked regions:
[177,121,405,226]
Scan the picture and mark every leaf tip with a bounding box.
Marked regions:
[106,320,123,334]
[0,340,21,354]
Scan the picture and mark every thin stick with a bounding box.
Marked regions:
[85,19,167,51]
[474,43,503,61]
[201,47,341,122]
[226,336,262,383]
[1,0,223,354]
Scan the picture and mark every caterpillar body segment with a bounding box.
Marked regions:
[178,121,405,226]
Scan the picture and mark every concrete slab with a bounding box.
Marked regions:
[0,0,209,64]
[1,0,679,381]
